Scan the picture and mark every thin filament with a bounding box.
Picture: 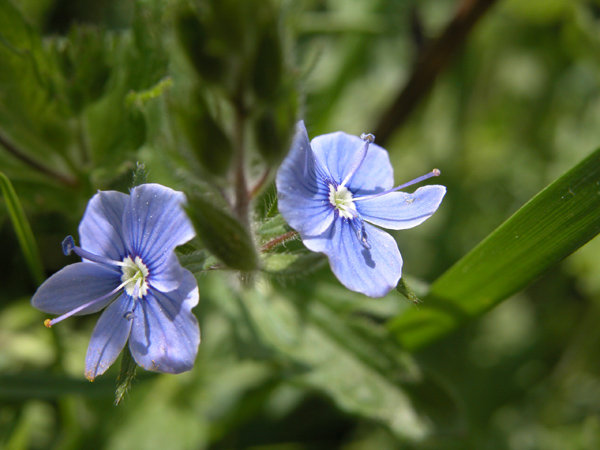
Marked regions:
[353,169,440,203]
[44,278,130,327]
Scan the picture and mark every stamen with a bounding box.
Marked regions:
[44,279,129,327]
[350,218,371,249]
[340,133,374,187]
[62,236,123,267]
[353,169,441,203]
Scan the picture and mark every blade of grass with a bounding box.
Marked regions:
[0,172,45,285]
[389,148,600,351]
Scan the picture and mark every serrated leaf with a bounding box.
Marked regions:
[256,214,289,240]
[389,147,600,351]
[0,172,44,285]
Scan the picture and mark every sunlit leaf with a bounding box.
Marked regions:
[389,147,600,351]
[0,172,44,285]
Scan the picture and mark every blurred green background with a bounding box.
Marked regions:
[3,0,600,449]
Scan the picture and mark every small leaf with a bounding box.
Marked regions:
[115,345,138,405]
[396,278,422,305]
[0,172,44,285]
[389,147,600,351]
[186,195,258,270]
[256,214,289,240]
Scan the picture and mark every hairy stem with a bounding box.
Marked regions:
[261,230,299,252]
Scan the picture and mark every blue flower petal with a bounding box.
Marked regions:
[84,295,133,381]
[129,270,200,374]
[313,218,402,297]
[31,263,121,315]
[122,183,195,288]
[276,122,335,236]
[357,185,447,230]
[79,190,129,261]
[311,132,394,195]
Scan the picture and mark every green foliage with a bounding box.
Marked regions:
[186,194,259,271]
[4,0,600,449]
[0,172,44,285]
[390,147,600,351]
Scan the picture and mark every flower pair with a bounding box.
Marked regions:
[32,184,200,380]
[276,122,446,298]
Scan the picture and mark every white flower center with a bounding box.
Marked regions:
[329,184,357,219]
[121,255,149,299]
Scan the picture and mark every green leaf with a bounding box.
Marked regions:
[114,345,138,406]
[261,251,325,276]
[186,195,259,271]
[0,172,44,285]
[389,147,600,351]
[256,214,289,240]
[0,373,113,400]
[240,281,429,441]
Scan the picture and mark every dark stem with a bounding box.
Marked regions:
[374,0,499,146]
[0,132,78,187]
[249,167,271,199]
[261,230,299,252]
[233,99,250,229]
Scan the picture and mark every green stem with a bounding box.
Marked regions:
[0,132,78,187]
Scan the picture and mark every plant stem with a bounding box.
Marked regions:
[374,0,498,146]
[261,230,298,252]
[250,167,271,199]
[233,99,250,229]
[0,132,78,187]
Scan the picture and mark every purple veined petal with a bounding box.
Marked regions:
[129,270,200,374]
[310,132,394,195]
[357,185,447,230]
[276,121,336,236]
[79,190,129,261]
[122,183,195,271]
[84,294,134,381]
[31,262,122,315]
[148,252,187,293]
[321,219,402,298]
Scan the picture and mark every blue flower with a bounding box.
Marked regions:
[276,122,446,298]
[32,183,200,380]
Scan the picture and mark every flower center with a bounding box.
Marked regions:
[121,255,149,299]
[329,184,357,219]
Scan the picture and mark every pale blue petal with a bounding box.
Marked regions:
[357,185,446,230]
[31,263,121,315]
[122,183,195,282]
[276,121,335,236]
[84,295,133,381]
[311,132,394,195]
[79,190,129,261]
[148,253,188,293]
[320,219,402,298]
[129,270,200,374]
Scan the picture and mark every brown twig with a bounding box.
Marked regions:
[249,167,271,199]
[374,0,499,147]
[0,132,78,187]
[260,230,299,252]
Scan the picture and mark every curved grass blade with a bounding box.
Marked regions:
[0,172,45,285]
[389,148,600,351]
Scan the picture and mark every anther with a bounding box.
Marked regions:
[360,133,375,143]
